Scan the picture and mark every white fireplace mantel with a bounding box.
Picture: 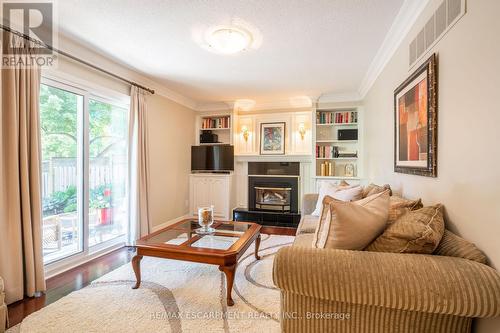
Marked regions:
[235,154,313,163]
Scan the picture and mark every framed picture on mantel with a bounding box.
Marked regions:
[260,122,285,155]
[394,53,438,177]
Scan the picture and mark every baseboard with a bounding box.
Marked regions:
[151,214,191,232]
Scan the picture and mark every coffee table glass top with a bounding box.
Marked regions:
[137,220,255,251]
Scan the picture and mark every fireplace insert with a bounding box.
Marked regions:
[254,186,292,212]
[248,162,299,213]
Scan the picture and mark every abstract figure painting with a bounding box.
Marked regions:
[260,122,285,155]
[394,54,437,177]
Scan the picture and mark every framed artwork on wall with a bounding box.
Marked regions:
[260,122,286,155]
[394,53,438,177]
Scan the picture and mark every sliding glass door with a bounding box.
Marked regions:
[40,84,84,263]
[40,79,129,264]
[88,99,128,246]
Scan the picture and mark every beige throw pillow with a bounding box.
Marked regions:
[388,195,423,224]
[313,190,390,250]
[365,204,445,254]
[362,183,392,198]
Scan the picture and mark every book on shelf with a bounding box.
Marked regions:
[201,116,230,129]
[316,111,358,125]
[319,161,334,176]
[335,111,358,124]
[316,145,339,158]
[337,151,358,158]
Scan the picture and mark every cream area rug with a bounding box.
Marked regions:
[9,235,293,333]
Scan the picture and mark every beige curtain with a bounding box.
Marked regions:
[128,86,151,243]
[0,33,46,304]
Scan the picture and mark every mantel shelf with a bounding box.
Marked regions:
[316,140,358,143]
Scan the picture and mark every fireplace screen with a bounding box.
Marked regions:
[254,186,291,212]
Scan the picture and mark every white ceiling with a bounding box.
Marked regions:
[55,0,405,106]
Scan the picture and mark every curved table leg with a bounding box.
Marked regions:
[132,255,143,289]
[219,264,236,306]
[255,234,261,260]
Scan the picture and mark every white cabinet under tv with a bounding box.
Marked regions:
[189,173,235,220]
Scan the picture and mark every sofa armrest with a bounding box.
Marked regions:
[301,193,319,215]
[273,246,500,318]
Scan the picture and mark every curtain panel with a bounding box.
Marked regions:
[127,86,151,243]
[0,32,46,304]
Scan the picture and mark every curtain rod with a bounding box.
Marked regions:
[0,24,155,94]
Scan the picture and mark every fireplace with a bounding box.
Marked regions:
[248,162,299,213]
[254,186,291,212]
[233,162,301,228]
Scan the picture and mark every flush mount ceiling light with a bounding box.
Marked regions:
[205,26,253,54]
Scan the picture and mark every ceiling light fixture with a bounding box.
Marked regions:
[205,26,252,54]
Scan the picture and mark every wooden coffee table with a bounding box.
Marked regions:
[132,219,261,306]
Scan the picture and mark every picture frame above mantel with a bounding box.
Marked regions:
[260,122,286,155]
[394,53,438,177]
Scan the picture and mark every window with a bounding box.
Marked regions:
[40,78,129,264]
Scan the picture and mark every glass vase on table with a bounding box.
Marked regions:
[196,206,215,234]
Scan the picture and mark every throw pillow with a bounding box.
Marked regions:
[362,183,392,198]
[365,204,445,254]
[313,190,390,250]
[388,195,423,224]
[331,185,363,202]
[311,182,357,216]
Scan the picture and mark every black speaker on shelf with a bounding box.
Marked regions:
[338,129,358,141]
[200,130,218,143]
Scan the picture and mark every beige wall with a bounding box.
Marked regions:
[147,94,195,226]
[363,1,500,330]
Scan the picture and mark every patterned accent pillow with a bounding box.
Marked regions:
[388,195,423,224]
[313,190,390,250]
[365,204,445,254]
[362,183,392,198]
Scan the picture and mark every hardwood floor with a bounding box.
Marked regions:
[7,246,136,328]
[6,224,295,328]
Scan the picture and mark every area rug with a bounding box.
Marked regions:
[10,234,294,333]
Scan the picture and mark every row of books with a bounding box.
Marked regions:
[201,117,230,129]
[319,161,334,177]
[316,145,339,158]
[317,111,358,124]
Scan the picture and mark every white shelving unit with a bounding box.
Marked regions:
[195,113,233,145]
[313,107,363,185]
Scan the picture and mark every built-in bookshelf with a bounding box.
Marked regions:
[201,116,231,130]
[314,108,361,180]
[196,114,233,145]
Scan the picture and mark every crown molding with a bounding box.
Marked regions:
[195,101,233,112]
[196,97,317,112]
[316,91,362,104]
[358,0,431,98]
[137,77,199,110]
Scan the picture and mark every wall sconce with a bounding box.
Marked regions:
[298,123,306,140]
[241,125,249,142]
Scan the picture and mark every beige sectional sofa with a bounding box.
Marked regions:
[0,277,6,333]
[273,193,500,333]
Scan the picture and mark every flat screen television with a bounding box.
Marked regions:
[191,145,234,172]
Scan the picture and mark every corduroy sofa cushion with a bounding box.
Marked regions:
[366,204,445,254]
